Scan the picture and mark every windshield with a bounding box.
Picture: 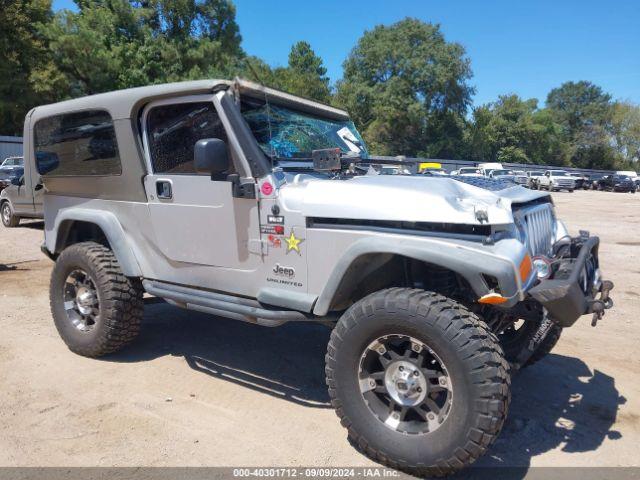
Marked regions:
[241,100,369,161]
[492,170,513,176]
[529,171,543,176]
[459,168,481,174]
[550,171,568,176]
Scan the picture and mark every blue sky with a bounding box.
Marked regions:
[52,0,640,107]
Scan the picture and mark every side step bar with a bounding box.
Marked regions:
[142,280,317,327]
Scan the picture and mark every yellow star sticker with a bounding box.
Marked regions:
[285,230,303,254]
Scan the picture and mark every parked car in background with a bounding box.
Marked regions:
[537,170,575,192]
[526,170,545,189]
[451,167,483,177]
[512,170,529,187]
[587,173,606,190]
[478,162,504,177]
[0,156,23,170]
[616,170,639,190]
[488,169,516,182]
[0,166,24,193]
[418,161,444,174]
[567,173,588,190]
[597,174,637,193]
[420,167,448,176]
[377,165,412,175]
[0,166,44,227]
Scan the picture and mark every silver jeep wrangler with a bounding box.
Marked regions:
[29,78,613,476]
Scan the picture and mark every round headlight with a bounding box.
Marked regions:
[532,256,552,279]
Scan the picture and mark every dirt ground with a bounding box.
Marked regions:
[0,190,638,471]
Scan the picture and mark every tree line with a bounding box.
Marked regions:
[1,0,638,170]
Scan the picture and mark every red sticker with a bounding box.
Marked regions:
[274,225,284,235]
[261,182,274,196]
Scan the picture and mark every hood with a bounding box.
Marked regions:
[278,174,550,226]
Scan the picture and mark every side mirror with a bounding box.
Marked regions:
[194,138,229,176]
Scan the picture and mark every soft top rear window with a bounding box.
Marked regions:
[34,110,121,176]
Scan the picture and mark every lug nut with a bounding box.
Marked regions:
[398,366,404,371]
[417,387,422,393]
[427,413,435,420]
[439,378,446,385]
[413,370,419,376]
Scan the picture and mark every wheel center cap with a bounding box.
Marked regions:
[76,287,95,315]
[384,360,427,406]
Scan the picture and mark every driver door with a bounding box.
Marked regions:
[141,96,260,273]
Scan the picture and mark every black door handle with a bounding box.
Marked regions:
[34,183,43,191]
[156,180,172,199]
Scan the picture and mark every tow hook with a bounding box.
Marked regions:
[591,280,614,327]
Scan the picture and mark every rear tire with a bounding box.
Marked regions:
[50,241,143,357]
[326,289,510,477]
[1,201,19,227]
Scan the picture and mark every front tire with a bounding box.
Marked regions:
[326,289,510,477]
[50,241,143,357]
[1,201,19,227]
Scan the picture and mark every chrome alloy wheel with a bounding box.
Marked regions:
[2,203,10,224]
[63,269,100,332]
[358,334,453,434]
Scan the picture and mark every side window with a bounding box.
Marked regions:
[146,102,230,175]
[34,110,121,176]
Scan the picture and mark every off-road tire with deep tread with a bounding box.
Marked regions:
[50,241,143,357]
[523,323,562,367]
[500,321,562,368]
[325,288,511,477]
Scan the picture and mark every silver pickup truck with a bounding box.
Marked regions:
[27,78,613,476]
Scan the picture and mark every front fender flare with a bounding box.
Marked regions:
[46,208,142,277]
[312,236,525,316]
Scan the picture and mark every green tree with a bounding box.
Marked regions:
[610,101,640,168]
[0,0,54,135]
[34,0,244,98]
[336,18,473,157]
[464,95,568,165]
[546,81,617,169]
[276,41,331,103]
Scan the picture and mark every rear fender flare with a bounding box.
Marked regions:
[47,208,142,277]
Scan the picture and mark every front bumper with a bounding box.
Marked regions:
[528,234,614,327]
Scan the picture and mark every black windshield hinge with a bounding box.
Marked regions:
[227,174,256,199]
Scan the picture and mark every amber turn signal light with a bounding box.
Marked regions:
[519,254,532,282]
[478,293,508,305]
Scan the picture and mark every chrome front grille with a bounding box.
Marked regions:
[555,179,575,187]
[514,203,556,257]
